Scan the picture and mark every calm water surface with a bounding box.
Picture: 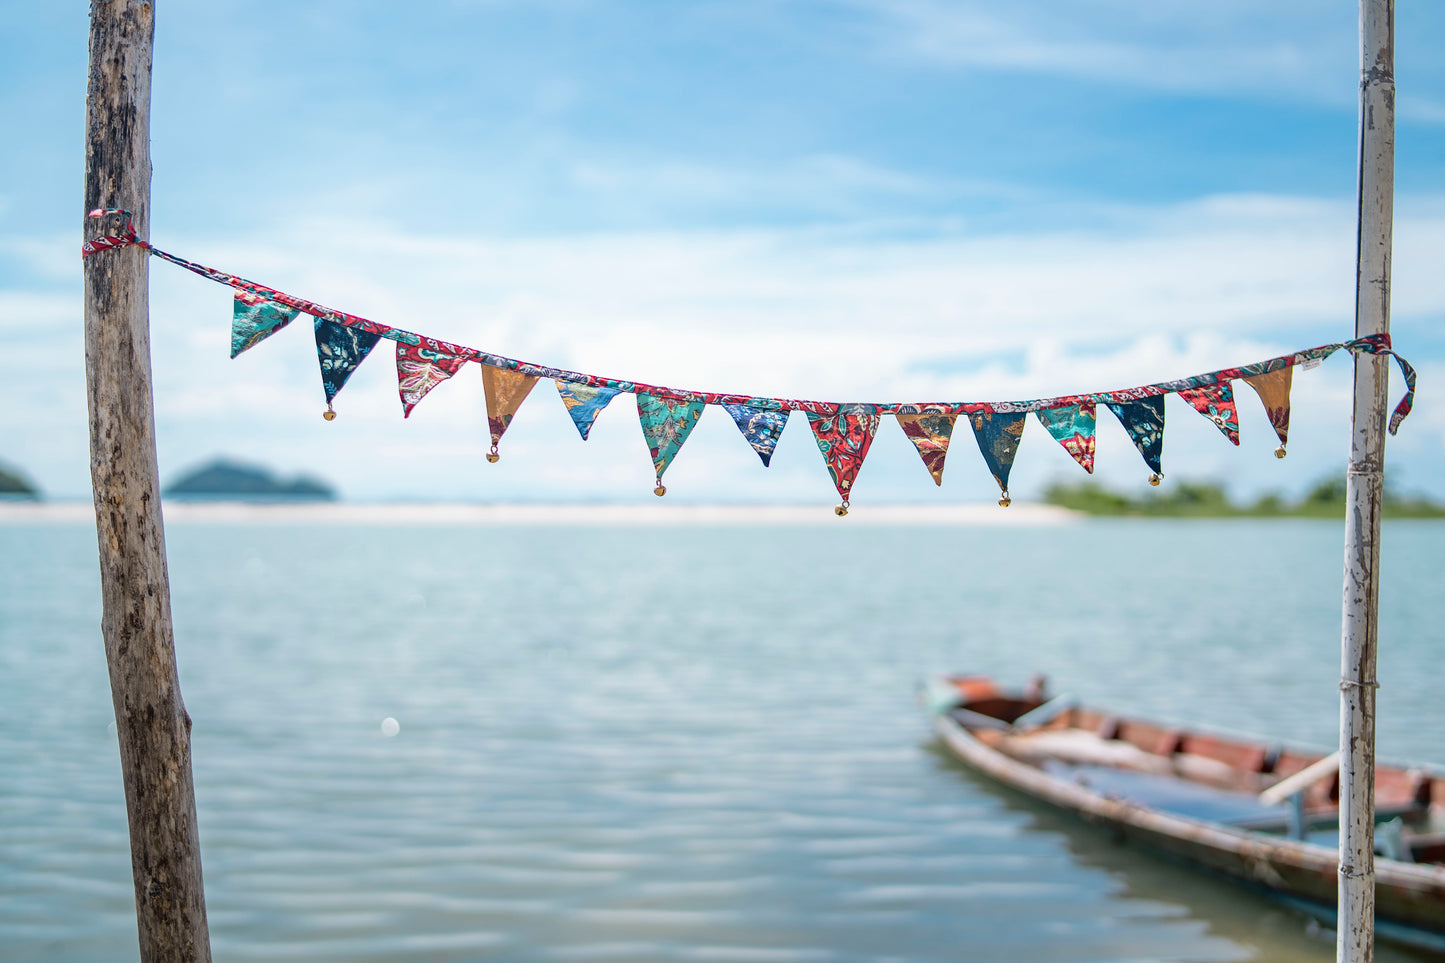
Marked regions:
[1,516,1441,962]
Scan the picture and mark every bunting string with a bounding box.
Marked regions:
[83,209,1420,511]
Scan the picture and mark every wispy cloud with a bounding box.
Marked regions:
[838,0,1356,103]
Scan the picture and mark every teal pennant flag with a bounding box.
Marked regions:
[637,395,705,488]
[231,291,298,358]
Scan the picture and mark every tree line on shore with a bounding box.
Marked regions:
[1043,475,1445,518]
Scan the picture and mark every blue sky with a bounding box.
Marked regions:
[3,1,1444,504]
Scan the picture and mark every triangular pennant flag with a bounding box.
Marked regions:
[482,366,539,459]
[1035,402,1097,474]
[396,338,468,418]
[807,404,881,511]
[556,381,621,440]
[968,410,1027,501]
[314,318,382,409]
[1242,368,1293,451]
[722,403,789,467]
[895,412,957,486]
[1177,382,1240,445]
[1106,397,1165,478]
[231,291,298,358]
[637,395,706,493]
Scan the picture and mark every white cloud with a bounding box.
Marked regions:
[837,0,1357,103]
[6,191,1443,503]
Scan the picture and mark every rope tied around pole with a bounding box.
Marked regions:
[82,208,150,258]
[1339,679,1380,691]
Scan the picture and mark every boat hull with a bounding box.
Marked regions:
[934,713,1445,953]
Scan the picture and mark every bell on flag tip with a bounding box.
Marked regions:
[1149,472,1163,486]
[835,499,849,517]
[654,475,667,497]
[486,444,500,464]
[998,490,1011,508]
[1275,445,1287,459]
[323,404,336,422]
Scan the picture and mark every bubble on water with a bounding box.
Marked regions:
[380,717,400,738]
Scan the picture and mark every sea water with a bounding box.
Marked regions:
[0,515,1441,962]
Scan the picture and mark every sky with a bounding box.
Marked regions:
[3,1,1444,505]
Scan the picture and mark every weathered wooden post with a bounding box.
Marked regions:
[1338,0,1394,960]
[83,1,212,960]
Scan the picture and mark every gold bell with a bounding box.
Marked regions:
[1275,445,1287,459]
[998,491,1011,508]
[654,483,667,497]
[322,406,336,422]
[835,502,849,517]
[486,446,500,464]
[1148,472,1162,486]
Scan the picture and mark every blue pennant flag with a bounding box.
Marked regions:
[314,318,382,404]
[556,381,622,440]
[1106,397,1165,475]
[722,403,789,467]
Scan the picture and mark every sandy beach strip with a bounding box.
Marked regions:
[0,500,1080,526]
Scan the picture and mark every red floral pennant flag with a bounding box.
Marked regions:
[1242,368,1293,452]
[1035,402,1097,473]
[1177,382,1240,445]
[895,411,957,486]
[481,367,539,460]
[396,338,469,417]
[807,404,881,512]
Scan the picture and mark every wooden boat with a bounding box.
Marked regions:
[925,675,1445,954]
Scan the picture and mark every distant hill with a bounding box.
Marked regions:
[0,463,39,499]
[164,459,336,501]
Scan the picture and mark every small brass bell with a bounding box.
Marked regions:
[835,501,849,517]
[998,491,1011,508]
[486,446,500,464]
[1275,445,1287,459]
[322,406,336,422]
[654,483,667,497]
[1148,473,1162,486]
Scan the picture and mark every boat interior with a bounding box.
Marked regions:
[941,677,1445,866]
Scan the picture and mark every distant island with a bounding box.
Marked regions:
[1044,475,1445,519]
[0,463,40,499]
[164,459,336,501]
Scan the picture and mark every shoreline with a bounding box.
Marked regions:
[0,500,1081,526]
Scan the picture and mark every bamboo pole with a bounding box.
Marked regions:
[83,1,212,959]
[1338,1,1394,960]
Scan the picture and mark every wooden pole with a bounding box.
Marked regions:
[83,1,212,960]
[1338,1,1394,960]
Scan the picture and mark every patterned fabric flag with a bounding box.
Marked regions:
[968,410,1027,494]
[314,318,382,404]
[807,404,881,502]
[396,338,468,417]
[1177,382,1240,445]
[556,381,622,440]
[1035,402,1097,474]
[482,366,539,453]
[231,291,298,358]
[895,412,957,486]
[1242,368,1293,449]
[1106,397,1165,476]
[638,395,706,483]
[722,403,789,467]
